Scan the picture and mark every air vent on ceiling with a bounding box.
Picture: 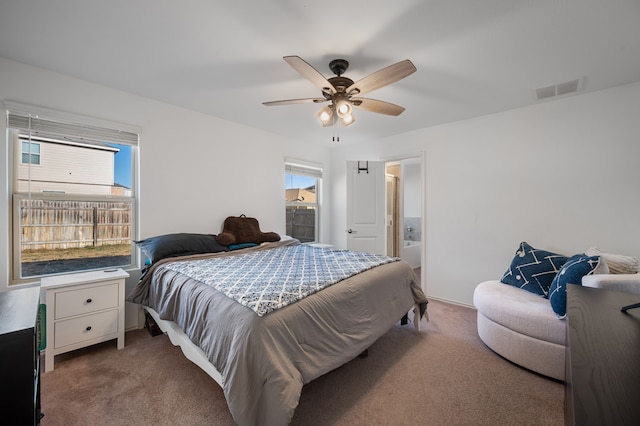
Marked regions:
[535,78,583,100]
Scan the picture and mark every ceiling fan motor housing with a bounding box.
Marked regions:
[329,59,349,76]
[327,76,354,93]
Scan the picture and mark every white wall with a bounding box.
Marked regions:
[0,57,331,327]
[403,160,421,218]
[330,82,640,306]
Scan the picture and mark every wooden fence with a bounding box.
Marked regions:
[286,206,316,243]
[20,199,132,250]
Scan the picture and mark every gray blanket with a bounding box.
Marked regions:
[128,240,427,425]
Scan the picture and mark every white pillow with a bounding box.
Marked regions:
[592,255,609,275]
[585,247,639,274]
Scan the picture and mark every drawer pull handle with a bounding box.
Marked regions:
[86,298,92,303]
[86,326,92,331]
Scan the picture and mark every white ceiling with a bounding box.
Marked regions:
[1,0,639,146]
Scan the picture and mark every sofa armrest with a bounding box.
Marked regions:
[582,273,640,295]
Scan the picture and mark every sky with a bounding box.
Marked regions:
[113,144,132,188]
[285,173,315,189]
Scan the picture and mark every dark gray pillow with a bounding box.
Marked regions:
[135,233,229,264]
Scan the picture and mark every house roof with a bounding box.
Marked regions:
[1,1,639,146]
[19,135,120,153]
[286,188,316,203]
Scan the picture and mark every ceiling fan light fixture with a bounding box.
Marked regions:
[341,114,355,126]
[335,99,352,118]
[317,105,336,127]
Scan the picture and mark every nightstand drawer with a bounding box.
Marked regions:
[55,282,119,319]
[54,309,119,349]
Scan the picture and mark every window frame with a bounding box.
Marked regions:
[285,160,322,243]
[5,102,140,284]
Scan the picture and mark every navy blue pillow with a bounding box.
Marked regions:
[501,242,568,297]
[135,233,229,264]
[548,254,600,318]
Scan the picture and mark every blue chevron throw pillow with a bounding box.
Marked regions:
[501,242,568,297]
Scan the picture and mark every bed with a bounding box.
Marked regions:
[128,235,428,425]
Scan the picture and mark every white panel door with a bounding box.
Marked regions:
[346,161,386,255]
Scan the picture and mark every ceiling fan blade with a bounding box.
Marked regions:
[283,56,336,95]
[351,98,406,116]
[347,60,416,96]
[263,98,327,106]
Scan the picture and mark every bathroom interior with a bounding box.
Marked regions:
[385,158,422,270]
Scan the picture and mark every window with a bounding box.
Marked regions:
[7,104,138,283]
[285,161,322,243]
[21,141,40,164]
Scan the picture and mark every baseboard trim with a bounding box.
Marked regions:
[426,295,475,310]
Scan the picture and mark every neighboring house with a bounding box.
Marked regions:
[17,136,119,195]
[285,187,316,203]
[111,183,132,197]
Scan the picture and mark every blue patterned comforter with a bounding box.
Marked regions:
[165,244,398,316]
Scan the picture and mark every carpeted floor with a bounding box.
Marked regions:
[40,298,564,425]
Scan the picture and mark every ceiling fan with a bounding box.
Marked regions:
[263,56,416,127]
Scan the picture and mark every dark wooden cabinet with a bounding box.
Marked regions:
[0,287,42,425]
[565,284,640,425]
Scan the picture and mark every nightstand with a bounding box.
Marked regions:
[41,268,129,372]
[0,287,41,424]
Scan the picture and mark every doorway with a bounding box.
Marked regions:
[385,157,422,270]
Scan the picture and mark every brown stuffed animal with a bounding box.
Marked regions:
[215,214,281,246]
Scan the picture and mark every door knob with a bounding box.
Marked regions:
[347,229,353,234]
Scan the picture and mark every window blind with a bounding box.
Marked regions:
[8,113,138,145]
[285,163,322,178]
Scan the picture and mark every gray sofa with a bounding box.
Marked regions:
[473,273,640,381]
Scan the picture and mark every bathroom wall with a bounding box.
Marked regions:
[404,217,422,242]
[403,159,422,242]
